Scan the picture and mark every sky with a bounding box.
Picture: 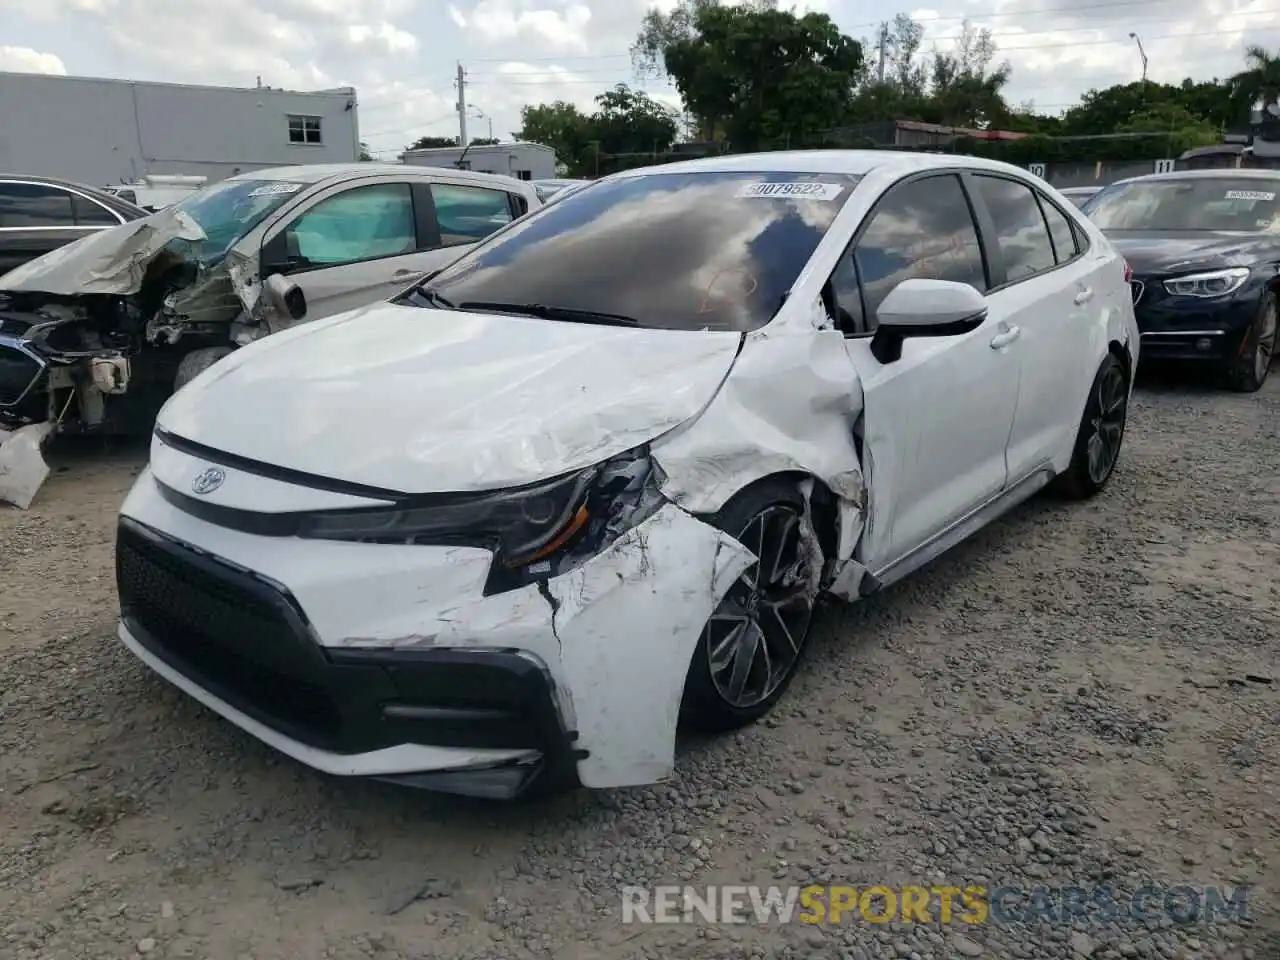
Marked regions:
[1,0,1278,160]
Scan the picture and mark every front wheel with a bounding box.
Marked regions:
[173,346,234,392]
[1223,294,1276,393]
[1053,352,1130,500]
[680,481,821,733]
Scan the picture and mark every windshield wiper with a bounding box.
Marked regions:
[399,287,456,310]
[457,301,640,327]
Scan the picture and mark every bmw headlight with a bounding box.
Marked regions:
[298,448,667,594]
[1162,267,1250,298]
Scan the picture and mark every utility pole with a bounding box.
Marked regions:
[455,61,469,147]
[877,23,888,85]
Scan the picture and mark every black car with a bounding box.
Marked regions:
[0,175,148,276]
[1084,170,1280,391]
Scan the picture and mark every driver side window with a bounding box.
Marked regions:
[828,174,989,336]
[284,183,416,269]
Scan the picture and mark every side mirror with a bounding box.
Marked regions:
[870,278,988,364]
[264,273,306,322]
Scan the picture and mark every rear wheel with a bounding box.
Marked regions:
[1223,293,1276,393]
[680,481,820,733]
[1053,352,1129,500]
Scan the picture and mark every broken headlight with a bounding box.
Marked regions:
[298,448,668,595]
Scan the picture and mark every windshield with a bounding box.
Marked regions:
[416,170,861,332]
[172,178,306,260]
[1086,178,1280,232]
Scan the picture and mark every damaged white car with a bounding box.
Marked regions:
[0,163,539,507]
[114,152,1138,799]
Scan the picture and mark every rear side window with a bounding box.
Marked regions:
[854,173,988,323]
[72,194,120,226]
[432,184,514,245]
[973,175,1056,282]
[0,183,75,227]
[1039,197,1079,264]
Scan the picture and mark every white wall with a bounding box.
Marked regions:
[0,72,360,186]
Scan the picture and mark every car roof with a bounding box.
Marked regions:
[1109,167,1280,187]
[226,163,533,190]
[1059,186,1101,194]
[607,150,1039,180]
[0,172,149,218]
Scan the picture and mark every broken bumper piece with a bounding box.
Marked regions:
[116,463,754,796]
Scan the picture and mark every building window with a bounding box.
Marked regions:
[288,115,323,145]
[515,169,532,181]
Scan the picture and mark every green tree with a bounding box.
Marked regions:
[592,84,679,155]
[924,21,1012,128]
[408,135,459,149]
[359,141,374,161]
[1119,102,1222,155]
[514,100,593,168]
[469,137,500,146]
[662,3,863,151]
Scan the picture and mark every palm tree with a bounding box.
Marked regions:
[1229,46,1280,123]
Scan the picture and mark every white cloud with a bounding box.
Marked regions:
[458,1,593,50]
[0,0,1274,159]
[0,46,68,74]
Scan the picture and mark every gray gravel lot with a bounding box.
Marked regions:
[1,372,1277,960]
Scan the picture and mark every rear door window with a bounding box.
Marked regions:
[972,175,1058,282]
[431,183,515,245]
[1038,196,1080,264]
[72,194,121,226]
[0,183,76,227]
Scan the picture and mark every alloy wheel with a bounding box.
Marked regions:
[1086,364,1128,486]
[1255,301,1277,384]
[702,504,817,710]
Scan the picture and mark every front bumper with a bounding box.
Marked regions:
[1132,280,1257,362]
[116,455,754,796]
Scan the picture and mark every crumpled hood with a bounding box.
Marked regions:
[0,206,206,297]
[157,303,744,494]
[1107,230,1280,276]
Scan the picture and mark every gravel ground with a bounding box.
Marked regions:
[1,371,1277,960]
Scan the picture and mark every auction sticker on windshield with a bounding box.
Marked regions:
[249,182,305,197]
[736,182,846,200]
[1225,190,1276,201]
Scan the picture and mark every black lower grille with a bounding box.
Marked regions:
[116,521,342,743]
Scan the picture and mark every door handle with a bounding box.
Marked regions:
[1074,287,1094,305]
[393,269,423,278]
[989,326,1021,350]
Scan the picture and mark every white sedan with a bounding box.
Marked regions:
[114,151,1139,799]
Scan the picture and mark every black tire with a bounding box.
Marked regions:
[1223,293,1277,393]
[1053,352,1130,501]
[680,480,821,733]
[174,346,234,392]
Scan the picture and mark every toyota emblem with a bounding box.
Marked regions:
[191,467,226,496]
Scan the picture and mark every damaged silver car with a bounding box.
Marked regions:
[0,163,541,507]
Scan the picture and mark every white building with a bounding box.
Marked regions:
[400,141,557,181]
[0,71,361,187]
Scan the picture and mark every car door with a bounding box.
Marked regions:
[0,181,122,275]
[967,174,1099,482]
[261,180,424,320]
[827,172,1021,571]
